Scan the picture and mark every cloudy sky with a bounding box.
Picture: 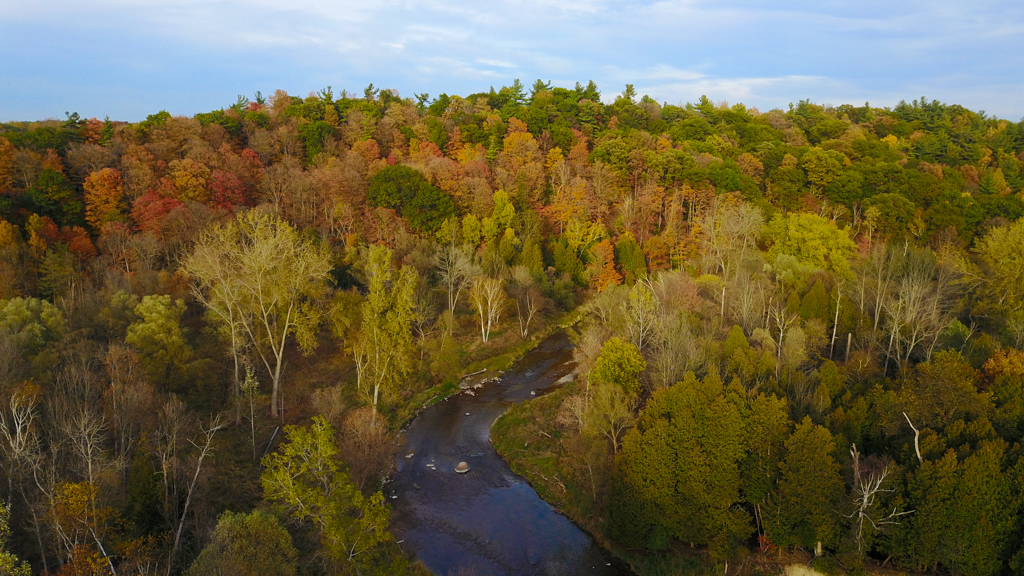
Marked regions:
[2,0,1022,121]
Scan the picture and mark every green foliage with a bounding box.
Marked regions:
[0,503,30,576]
[261,417,395,574]
[864,193,917,239]
[889,442,1014,576]
[740,394,791,507]
[125,294,191,382]
[298,120,335,161]
[614,234,646,284]
[610,372,748,557]
[125,449,163,536]
[516,238,544,275]
[0,296,65,354]
[799,279,830,321]
[366,165,456,233]
[800,147,845,191]
[900,350,991,430]
[26,169,82,226]
[548,236,585,284]
[186,510,298,576]
[591,337,646,396]
[767,212,857,279]
[765,416,844,549]
[357,244,417,411]
[974,217,1024,322]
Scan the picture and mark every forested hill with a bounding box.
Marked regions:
[1,81,1024,576]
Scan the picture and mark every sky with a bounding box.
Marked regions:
[1,0,1023,122]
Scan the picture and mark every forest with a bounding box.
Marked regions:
[0,79,1023,576]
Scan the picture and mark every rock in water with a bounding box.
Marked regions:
[455,461,470,474]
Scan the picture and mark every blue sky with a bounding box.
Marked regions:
[2,0,1022,122]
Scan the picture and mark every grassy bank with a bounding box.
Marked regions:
[395,309,583,427]
[492,376,724,576]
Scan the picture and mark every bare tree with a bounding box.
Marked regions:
[0,384,52,573]
[241,365,260,460]
[846,444,912,554]
[623,278,658,353]
[769,299,798,378]
[167,415,226,576]
[153,397,193,535]
[469,276,506,343]
[340,407,395,490]
[102,345,154,473]
[586,383,636,455]
[698,198,764,282]
[510,266,543,338]
[61,407,107,489]
[882,246,961,370]
[435,244,479,327]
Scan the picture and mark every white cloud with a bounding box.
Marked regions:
[1,0,1023,119]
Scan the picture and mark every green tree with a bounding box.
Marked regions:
[183,220,252,421]
[767,212,857,279]
[261,417,394,574]
[864,193,916,240]
[800,147,845,192]
[590,337,646,396]
[355,244,416,417]
[900,350,991,431]
[974,217,1024,343]
[741,394,791,522]
[765,416,844,550]
[125,294,191,383]
[0,296,65,355]
[799,279,830,321]
[610,372,748,557]
[614,234,646,285]
[889,442,1014,576]
[367,165,456,233]
[26,168,82,226]
[186,510,298,576]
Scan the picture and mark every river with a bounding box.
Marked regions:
[387,332,633,576]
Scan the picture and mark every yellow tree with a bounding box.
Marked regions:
[237,212,331,416]
[182,223,251,421]
[169,158,211,203]
[975,217,1024,344]
[187,211,331,417]
[83,168,126,229]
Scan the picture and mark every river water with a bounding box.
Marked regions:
[387,332,633,576]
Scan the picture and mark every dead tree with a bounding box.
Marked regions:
[847,444,913,553]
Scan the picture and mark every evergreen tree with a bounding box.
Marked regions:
[765,416,844,550]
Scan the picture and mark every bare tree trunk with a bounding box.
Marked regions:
[830,291,841,358]
[167,417,225,576]
[903,412,923,464]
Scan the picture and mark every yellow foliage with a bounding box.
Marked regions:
[545,147,564,172]
[0,220,19,248]
[169,158,210,202]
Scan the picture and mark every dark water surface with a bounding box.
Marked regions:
[387,332,632,576]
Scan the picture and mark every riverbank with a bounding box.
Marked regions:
[395,309,584,428]
[492,375,718,576]
[386,330,630,575]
